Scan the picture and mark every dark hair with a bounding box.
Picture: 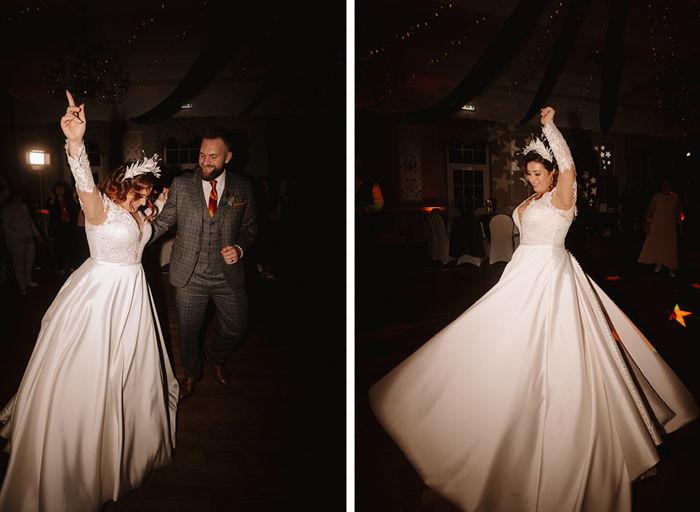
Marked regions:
[523,152,558,189]
[201,127,232,153]
[7,187,22,202]
[98,165,159,222]
[51,181,74,201]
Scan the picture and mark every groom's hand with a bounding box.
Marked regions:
[221,245,241,264]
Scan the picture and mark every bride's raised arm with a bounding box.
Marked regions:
[61,91,107,225]
[540,107,576,210]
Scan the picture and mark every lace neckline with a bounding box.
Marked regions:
[107,197,145,241]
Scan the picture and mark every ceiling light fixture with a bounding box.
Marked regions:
[45,6,129,105]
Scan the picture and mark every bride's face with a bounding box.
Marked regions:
[525,162,553,194]
[120,188,152,213]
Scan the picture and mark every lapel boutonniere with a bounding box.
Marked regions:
[223,192,245,206]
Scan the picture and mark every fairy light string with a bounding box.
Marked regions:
[357,3,455,64]
[358,3,503,114]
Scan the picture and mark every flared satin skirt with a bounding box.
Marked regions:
[0,258,179,512]
[369,244,697,512]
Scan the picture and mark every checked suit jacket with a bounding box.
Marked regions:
[152,169,258,291]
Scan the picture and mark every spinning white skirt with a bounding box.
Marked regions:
[0,258,179,512]
[370,244,698,512]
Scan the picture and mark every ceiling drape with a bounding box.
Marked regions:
[407,0,551,122]
[600,0,629,133]
[519,0,591,125]
[131,1,271,125]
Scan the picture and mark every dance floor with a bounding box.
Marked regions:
[0,246,346,512]
[356,235,700,512]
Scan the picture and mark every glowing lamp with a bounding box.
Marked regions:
[27,150,50,166]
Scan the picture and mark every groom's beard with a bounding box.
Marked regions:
[201,163,225,181]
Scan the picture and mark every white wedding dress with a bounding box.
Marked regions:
[370,180,698,511]
[0,145,179,512]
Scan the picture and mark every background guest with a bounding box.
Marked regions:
[254,178,283,280]
[46,181,77,275]
[638,179,684,277]
[0,187,42,295]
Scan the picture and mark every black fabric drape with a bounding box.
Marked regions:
[239,55,289,117]
[408,0,551,122]
[519,0,591,125]
[131,2,270,125]
[599,0,629,133]
[449,214,486,258]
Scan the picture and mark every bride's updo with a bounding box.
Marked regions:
[99,165,159,221]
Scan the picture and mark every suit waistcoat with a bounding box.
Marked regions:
[194,196,224,274]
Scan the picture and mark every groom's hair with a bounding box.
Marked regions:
[201,127,232,153]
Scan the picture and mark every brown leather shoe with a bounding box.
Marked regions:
[179,371,203,399]
[203,347,231,389]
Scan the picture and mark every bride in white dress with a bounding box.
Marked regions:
[0,92,179,512]
[369,107,698,512]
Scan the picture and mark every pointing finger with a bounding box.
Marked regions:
[66,90,75,107]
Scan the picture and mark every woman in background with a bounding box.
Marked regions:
[638,179,683,277]
[0,187,42,295]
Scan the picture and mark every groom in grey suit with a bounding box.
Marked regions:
[152,127,258,399]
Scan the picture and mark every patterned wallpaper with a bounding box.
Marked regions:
[397,125,423,202]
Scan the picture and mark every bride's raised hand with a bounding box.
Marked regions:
[540,107,555,126]
[60,90,86,144]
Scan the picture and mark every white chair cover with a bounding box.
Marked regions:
[489,214,515,264]
[474,206,489,216]
[430,209,454,265]
[457,237,490,267]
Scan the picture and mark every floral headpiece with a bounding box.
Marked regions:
[123,153,161,180]
[521,136,554,165]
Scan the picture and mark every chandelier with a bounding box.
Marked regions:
[45,7,128,105]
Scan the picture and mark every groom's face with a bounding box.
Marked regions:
[199,138,232,181]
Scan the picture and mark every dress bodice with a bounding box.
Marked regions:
[67,142,153,265]
[86,196,151,264]
[652,192,679,213]
[513,186,575,247]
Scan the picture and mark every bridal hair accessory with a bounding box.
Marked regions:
[123,153,161,180]
[522,136,554,164]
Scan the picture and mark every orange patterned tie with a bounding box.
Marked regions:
[208,180,218,217]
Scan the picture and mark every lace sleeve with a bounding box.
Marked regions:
[542,122,575,174]
[66,141,95,193]
[66,140,108,224]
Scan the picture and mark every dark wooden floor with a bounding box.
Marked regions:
[0,246,346,512]
[356,235,700,512]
